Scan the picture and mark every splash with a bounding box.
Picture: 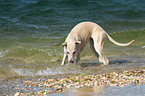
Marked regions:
[9,65,82,77]
[0,50,9,57]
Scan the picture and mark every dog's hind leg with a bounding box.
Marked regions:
[95,46,109,65]
[91,33,109,65]
[90,38,99,57]
[90,38,103,63]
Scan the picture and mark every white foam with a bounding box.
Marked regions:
[9,65,80,76]
[9,65,81,76]
[142,46,145,48]
[10,65,34,76]
[36,67,54,76]
[0,50,9,57]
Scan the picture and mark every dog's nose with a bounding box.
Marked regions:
[69,61,74,63]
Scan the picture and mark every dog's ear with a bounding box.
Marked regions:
[61,42,67,46]
[74,41,81,45]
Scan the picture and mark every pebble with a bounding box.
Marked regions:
[37,90,43,95]
[12,69,145,95]
[14,92,20,96]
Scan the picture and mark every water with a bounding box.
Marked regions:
[64,84,145,96]
[0,0,145,79]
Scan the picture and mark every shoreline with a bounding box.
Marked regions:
[4,68,143,96]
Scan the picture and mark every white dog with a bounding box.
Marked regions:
[61,22,134,65]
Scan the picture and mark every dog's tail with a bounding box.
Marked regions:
[105,32,135,46]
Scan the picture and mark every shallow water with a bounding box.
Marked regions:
[0,29,145,79]
[61,84,145,96]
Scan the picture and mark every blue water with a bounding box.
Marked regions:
[1,0,145,41]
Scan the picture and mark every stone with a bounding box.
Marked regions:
[14,92,20,96]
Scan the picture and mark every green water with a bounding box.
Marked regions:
[0,29,145,80]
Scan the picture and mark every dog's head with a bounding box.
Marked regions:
[61,41,81,63]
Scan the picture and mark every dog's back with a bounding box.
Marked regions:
[66,22,104,43]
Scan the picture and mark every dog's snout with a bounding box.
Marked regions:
[69,60,74,63]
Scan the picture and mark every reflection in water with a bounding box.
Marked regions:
[69,85,105,96]
[64,84,145,96]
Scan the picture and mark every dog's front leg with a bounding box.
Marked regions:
[61,46,67,65]
[61,53,67,65]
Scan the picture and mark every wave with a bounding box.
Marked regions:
[9,64,82,77]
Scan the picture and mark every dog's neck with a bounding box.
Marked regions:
[66,37,76,42]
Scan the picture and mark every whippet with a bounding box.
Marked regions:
[61,22,134,65]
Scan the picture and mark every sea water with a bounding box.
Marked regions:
[0,0,145,79]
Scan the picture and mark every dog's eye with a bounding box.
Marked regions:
[66,51,69,54]
[73,51,76,54]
